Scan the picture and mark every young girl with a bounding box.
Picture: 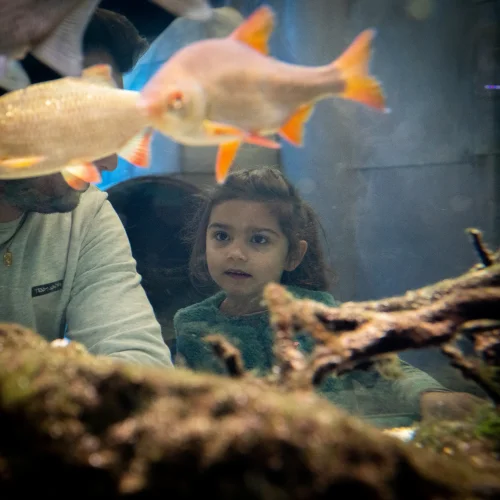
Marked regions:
[174,167,480,428]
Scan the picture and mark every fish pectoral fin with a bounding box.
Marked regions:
[65,162,101,183]
[204,121,280,149]
[31,0,101,77]
[243,133,281,149]
[332,29,387,111]
[216,140,241,184]
[203,120,244,137]
[279,104,314,146]
[81,64,117,88]
[61,170,89,191]
[229,5,274,55]
[118,128,153,168]
[0,156,45,168]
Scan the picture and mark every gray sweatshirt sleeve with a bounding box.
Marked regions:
[65,199,173,368]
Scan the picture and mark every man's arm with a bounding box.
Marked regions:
[394,360,450,403]
[65,198,173,368]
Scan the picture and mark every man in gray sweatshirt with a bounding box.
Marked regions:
[0,9,173,368]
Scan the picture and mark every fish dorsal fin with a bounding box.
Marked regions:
[31,0,101,77]
[229,5,275,55]
[81,64,117,87]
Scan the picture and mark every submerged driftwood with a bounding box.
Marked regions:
[0,323,499,499]
[256,230,500,403]
[0,230,499,498]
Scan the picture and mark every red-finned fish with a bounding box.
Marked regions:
[0,0,101,89]
[0,64,152,190]
[138,4,388,184]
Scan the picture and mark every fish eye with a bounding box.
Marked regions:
[166,90,185,111]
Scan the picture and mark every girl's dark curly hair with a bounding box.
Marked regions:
[183,167,333,294]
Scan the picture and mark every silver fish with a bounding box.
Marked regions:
[0,64,152,190]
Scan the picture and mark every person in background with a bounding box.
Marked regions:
[174,167,485,427]
[0,9,173,368]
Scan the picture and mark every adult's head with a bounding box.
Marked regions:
[0,8,148,222]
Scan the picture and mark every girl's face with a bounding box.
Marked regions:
[206,200,305,310]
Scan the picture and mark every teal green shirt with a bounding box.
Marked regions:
[174,286,448,428]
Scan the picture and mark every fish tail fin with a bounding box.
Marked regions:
[331,29,388,112]
[31,0,100,77]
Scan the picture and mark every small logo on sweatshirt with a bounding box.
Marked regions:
[32,280,63,297]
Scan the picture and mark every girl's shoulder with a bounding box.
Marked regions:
[174,292,225,326]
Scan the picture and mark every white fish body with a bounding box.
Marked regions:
[0,64,151,186]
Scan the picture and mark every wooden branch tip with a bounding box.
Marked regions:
[466,228,495,267]
[204,334,246,377]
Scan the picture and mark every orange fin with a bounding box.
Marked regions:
[332,29,387,111]
[81,64,117,87]
[229,5,275,55]
[215,141,241,184]
[204,120,243,138]
[118,128,153,168]
[279,104,314,146]
[65,162,101,183]
[243,133,281,149]
[204,121,280,149]
[61,171,89,191]
[0,156,45,168]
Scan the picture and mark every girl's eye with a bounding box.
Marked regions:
[214,231,229,242]
[251,234,268,245]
